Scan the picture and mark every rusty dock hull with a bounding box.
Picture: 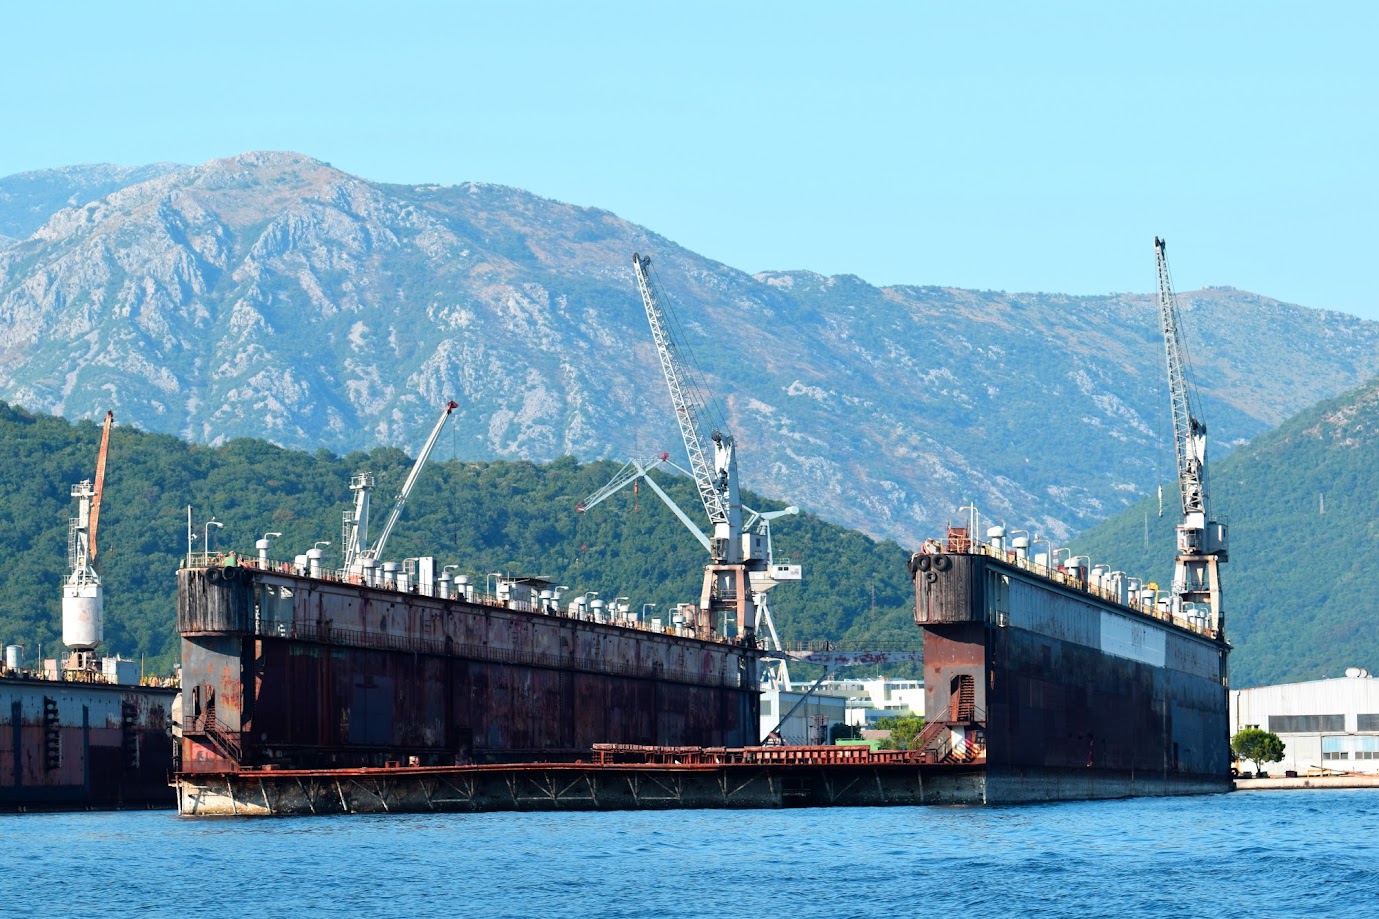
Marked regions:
[177,565,760,776]
[1,677,178,811]
[912,549,1232,802]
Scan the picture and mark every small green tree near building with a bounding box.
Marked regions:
[1231,728,1285,774]
[873,713,925,750]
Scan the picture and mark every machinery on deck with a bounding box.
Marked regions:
[578,452,802,684]
[341,400,458,581]
[1154,237,1228,635]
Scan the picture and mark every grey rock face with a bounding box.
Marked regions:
[2,151,1377,545]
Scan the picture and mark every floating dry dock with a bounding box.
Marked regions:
[175,523,1232,814]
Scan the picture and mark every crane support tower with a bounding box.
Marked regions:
[63,410,114,661]
[342,400,458,578]
[1154,237,1228,636]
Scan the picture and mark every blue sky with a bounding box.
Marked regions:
[3,1,1375,318]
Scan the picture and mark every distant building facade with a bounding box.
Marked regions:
[1231,669,1379,774]
[814,677,924,727]
[759,688,849,746]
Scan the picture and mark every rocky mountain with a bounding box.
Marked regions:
[0,162,182,240]
[1,151,1377,546]
[1073,375,1379,687]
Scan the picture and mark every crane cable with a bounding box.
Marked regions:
[645,258,730,439]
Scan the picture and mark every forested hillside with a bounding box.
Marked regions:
[1072,376,1379,687]
[0,403,915,674]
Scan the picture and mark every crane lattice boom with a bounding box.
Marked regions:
[89,410,113,563]
[632,253,729,529]
[1154,236,1208,522]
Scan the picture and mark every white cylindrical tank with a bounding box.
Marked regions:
[539,589,553,613]
[455,574,472,602]
[4,645,21,671]
[307,546,326,579]
[256,537,272,566]
[438,569,453,600]
[62,582,103,650]
[591,598,606,622]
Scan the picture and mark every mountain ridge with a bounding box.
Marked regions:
[2,151,1377,548]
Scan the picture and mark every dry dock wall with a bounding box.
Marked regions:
[178,567,760,772]
[0,678,177,810]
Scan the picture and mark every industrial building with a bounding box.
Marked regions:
[759,688,849,745]
[816,677,925,726]
[1231,669,1379,774]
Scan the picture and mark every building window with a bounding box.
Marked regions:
[1269,714,1344,733]
[1358,714,1379,732]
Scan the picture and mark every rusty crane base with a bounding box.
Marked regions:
[175,744,988,815]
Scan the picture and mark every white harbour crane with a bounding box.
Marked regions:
[1154,237,1228,635]
[614,252,801,648]
[341,400,458,578]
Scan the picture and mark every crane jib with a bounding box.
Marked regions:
[632,253,730,528]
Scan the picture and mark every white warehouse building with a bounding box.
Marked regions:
[759,688,849,746]
[1231,669,1379,774]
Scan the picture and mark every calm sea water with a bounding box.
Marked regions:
[3,790,1375,918]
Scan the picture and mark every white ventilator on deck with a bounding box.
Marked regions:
[63,411,113,651]
[1154,237,1228,636]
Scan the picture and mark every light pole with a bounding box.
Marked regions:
[958,502,980,550]
[203,518,223,558]
[1053,547,1071,571]
[614,596,629,623]
[642,602,656,624]
[486,572,504,600]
